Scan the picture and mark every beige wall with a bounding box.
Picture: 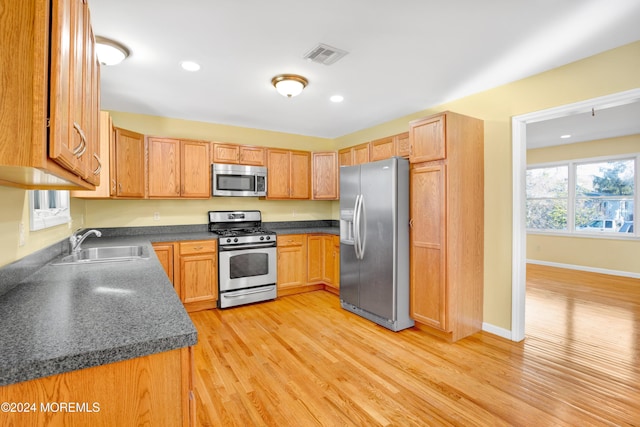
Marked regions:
[526,134,640,274]
[2,40,639,332]
[334,40,640,330]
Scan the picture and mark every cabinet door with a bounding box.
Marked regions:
[370,137,394,162]
[352,143,370,165]
[212,143,239,164]
[239,145,265,166]
[113,128,146,197]
[290,150,310,199]
[180,254,217,304]
[338,148,352,166]
[312,151,338,200]
[277,235,307,289]
[71,111,112,198]
[410,114,446,163]
[83,22,100,185]
[333,236,340,289]
[266,149,291,199]
[49,0,83,174]
[148,137,180,198]
[395,132,410,157]
[181,140,210,198]
[322,236,335,286]
[410,163,447,330]
[153,243,176,292]
[307,235,323,283]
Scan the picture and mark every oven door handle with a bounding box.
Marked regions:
[223,287,275,298]
[219,242,277,251]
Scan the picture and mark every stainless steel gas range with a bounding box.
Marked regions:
[208,210,277,308]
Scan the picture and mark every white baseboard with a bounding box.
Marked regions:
[526,259,640,279]
[482,323,513,340]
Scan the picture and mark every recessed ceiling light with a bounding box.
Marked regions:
[180,61,200,72]
[330,95,344,103]
[560,134,572,139]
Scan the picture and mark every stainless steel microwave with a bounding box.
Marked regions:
[211,163,267,197]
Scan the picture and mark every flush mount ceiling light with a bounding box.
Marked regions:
[271,74,308,98]
[95,36,129,66]
[180,61,201,71]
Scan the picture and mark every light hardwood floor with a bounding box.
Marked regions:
[189,266,640,426]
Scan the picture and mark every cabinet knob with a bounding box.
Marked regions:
[193,246,203,251]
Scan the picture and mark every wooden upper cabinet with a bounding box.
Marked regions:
[212,142,265,166]
[112,127,146,198]
[352,143,370,165]
[148,137,180,197]
[338,148,353,167]
[181,140,211,197]
[266,149,310,199]
[290,150,311,199]
[71,111,112,198]
[370,136,395,162]
[395,132,410,157]
[0,0,100,189]
[410,114,446,163]
[312,151,338,200]
[148,138,210,198]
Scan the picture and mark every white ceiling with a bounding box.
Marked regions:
[89,0,640,139]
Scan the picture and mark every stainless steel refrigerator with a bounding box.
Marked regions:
[339,156,414,332]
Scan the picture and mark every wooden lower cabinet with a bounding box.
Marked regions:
[276,235,309,295]
[0,347,194,427]
[307,234,340,294]
[154,241,218,312]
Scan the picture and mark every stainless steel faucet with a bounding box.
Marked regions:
[70,229,102,253]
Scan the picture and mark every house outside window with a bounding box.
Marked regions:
[526,154,637,237]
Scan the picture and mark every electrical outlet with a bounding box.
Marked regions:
[18,222,25,247]
[292,210,296,217]
[153,212,160,221]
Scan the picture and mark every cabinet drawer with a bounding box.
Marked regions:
[179,240,217,255]
[277,234,305,247]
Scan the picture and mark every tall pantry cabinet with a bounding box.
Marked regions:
[409,111,484,342]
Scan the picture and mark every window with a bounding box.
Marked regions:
[527,155,637,237]
[29,190,71,231]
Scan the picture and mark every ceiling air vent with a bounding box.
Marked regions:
[303,43,348,65]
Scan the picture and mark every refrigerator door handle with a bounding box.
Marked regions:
[359,194,366,258]
[353,194,361,259]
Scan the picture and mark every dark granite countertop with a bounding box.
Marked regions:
[0,221,338,386]
[0,236,197,386]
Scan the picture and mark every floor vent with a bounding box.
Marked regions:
[303,43,348,65]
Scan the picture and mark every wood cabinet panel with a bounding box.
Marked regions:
[370,136,395,162]
[409,111,484,342]
[178,240,218,312]
[338,148,352,167]
[180,140,210,198]
[266,149,291,198]
[307,235,323,283]
[410,164,447,330]
[0,347,193,427]
[277,235,307,290]
[410,115,446,163]
[112,127,146,198]
[352,143,370,165]
[396,132,410,157]
[148,137,180,197]
[266,149,310,199]
[71,111,112,198]
[291,150,311,199]
[213,143,265,166]
[0,0,100,189]
[312,151,339,200]
[153,242,176,294]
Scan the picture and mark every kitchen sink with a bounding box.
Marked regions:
[53,245,150,265]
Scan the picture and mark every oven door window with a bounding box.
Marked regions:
[229,253,268,279]
[217,174,255,192]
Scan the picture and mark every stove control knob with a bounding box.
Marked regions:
[226,238,231,243]
[233,238,238,243]
[266,236,271,240]
[259,236,264,241]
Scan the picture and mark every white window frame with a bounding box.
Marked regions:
[527,153,639,239]
[29,190,71,231]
